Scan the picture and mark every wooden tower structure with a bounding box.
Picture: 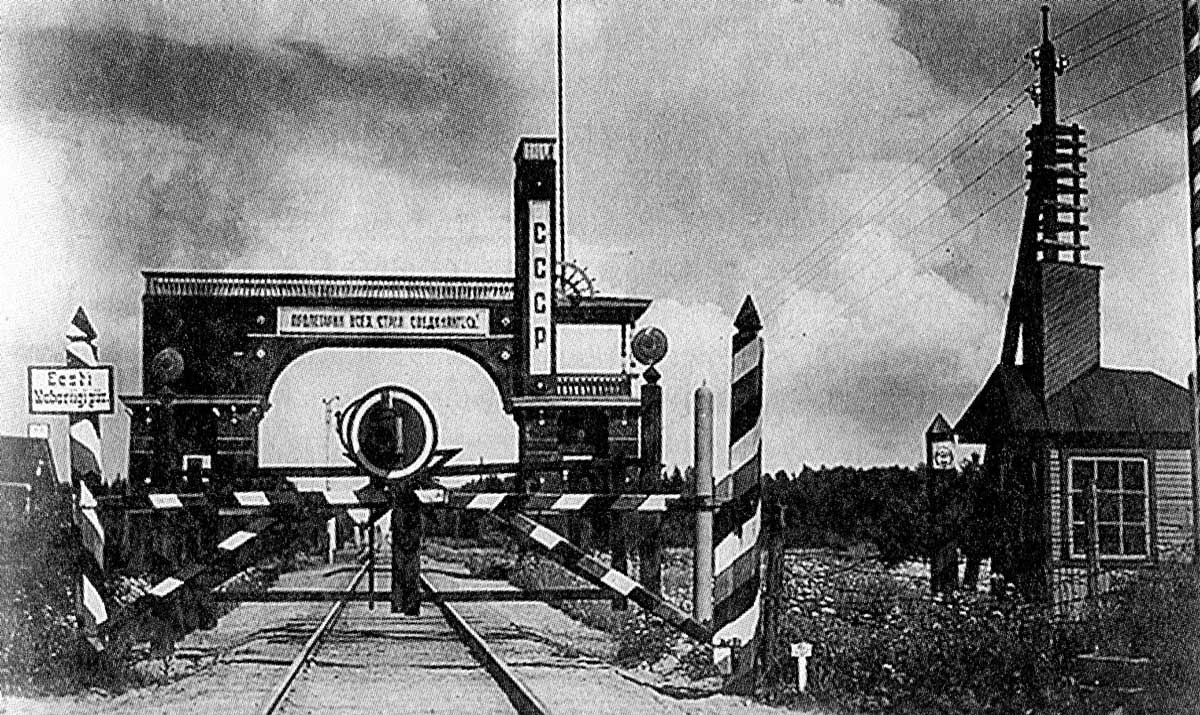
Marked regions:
[955,8,1195,602]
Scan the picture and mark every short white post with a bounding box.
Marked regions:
[791,642,813,693]
[326,517,338,564]
[349,508,370,550]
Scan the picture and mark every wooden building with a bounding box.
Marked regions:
[953,19,1196,601]
[0,435,57,524]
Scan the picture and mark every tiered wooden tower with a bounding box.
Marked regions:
[1001,6,1093,401]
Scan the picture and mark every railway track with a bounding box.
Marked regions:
[256,559,551,715]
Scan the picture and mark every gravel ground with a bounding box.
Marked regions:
[3,555,806,715]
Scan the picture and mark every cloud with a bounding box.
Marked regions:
[763,199,1001,467]
[0,0,1190,481]
[1097,179,1192,379]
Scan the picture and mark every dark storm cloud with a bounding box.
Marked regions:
[4,6,523,268]
[880,0,1183,191]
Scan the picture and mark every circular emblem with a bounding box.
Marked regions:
[150,348,185,385]
[931,442,955,471]
[556,261,595,303]
[631,327,669,366]
[339,386,438,483]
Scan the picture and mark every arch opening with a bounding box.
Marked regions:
[260,347,516,473]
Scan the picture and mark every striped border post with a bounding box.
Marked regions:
[713,296,764,692]
[1184,0,1200,561]
[67,307,109,650]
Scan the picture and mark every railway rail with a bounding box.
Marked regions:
[256,557,552,715]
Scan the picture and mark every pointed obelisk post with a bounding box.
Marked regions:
[713,296,764,694]
[67,307,108,650]
[926,414,959,595]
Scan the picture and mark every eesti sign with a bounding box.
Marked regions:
[28,366,115,414]
[277,307,489,336]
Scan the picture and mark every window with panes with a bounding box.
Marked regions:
[1067,457,1149,559]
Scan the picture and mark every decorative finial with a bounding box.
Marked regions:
[733,296,762,333]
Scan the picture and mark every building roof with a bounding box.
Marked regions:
[0,436,56,488]
[954,365,1190,443]
[142,270,652,325]
[1046,367,1191,435]
[954,364,1047,441]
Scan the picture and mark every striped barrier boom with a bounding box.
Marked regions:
[67,307,108,650]
[712,296,764,686]
[490,510,709,642]
[97,489,708,514]
[100,515,280,637]
[444,491,694,512]
[97,486,392,512]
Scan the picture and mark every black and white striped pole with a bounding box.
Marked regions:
[1182,0,1200,562]
[713,296,764,692]
[67,307,108,650]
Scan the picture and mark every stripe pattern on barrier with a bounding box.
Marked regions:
[712,296,764,679]
[98,489,696,514]
[67,307,108,649]
[1184,1,1200,381]
[491,510,708,642]
[103,515,281,634]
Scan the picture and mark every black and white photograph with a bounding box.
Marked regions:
[0,1,1198,712]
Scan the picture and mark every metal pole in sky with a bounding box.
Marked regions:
[557,0,566,263]
[1183,0,1200,562]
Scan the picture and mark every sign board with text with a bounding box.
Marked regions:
[28,366,115,414]
[930,440,956,470]
[277,307,489,337]
[526,199,554,375]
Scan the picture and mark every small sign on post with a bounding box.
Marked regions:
[28,366,115,414]
[790,641,813,692]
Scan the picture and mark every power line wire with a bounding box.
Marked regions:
[760,2,1184,331]
[1064,60,1182,120]
[778,106,1188,339]
[764,87,1028,307]
[771,45,1188,320]
[1067,4,1175,72]
[1090,108,1185,153]
[1065,1,1174,57]
[784,183,1025,339]
[1053,0,1127,39]
[759,64,1027,307]
[770,93,1027,304]
[765,143,1024,325]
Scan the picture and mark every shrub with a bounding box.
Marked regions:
[0,493,91,694]
[1083,563,1200,713]
[778,558,1086,714]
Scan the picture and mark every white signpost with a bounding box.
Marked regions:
[28,366,115,414]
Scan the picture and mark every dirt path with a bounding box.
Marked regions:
[4,557,805,715]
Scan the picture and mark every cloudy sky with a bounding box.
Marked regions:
[0,0,1192,481]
